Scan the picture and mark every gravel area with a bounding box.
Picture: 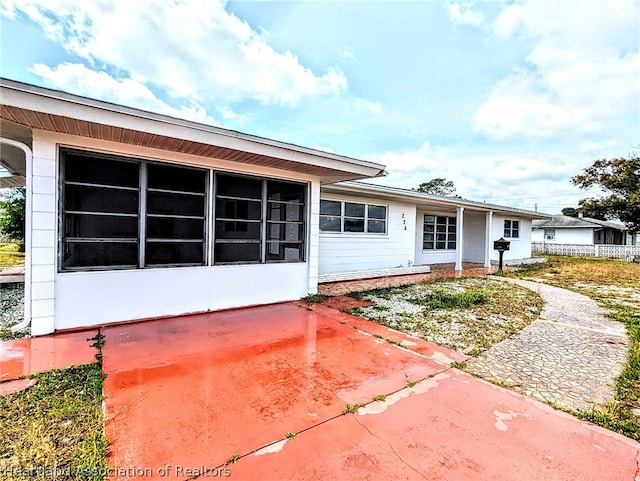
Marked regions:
[1,282,26,339]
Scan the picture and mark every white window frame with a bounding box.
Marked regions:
[504,219,520,239]
[319,200,387,234]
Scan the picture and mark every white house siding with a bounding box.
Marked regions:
[32,130,319,333]
[414,209,457,265]
[462,212,486,263]
[318,195,416,274]
[532,227,594,245]
[491,215,532,261]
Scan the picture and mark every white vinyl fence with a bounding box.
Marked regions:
[532,242,640,259]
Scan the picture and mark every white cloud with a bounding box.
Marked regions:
[476,0,640,139]
[30,63,217,124]
[355,98,382,115]
[447,2,485,27]
[339,45,356,60]
[2,0,347,106]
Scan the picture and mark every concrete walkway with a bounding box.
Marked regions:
[467,278,629,411]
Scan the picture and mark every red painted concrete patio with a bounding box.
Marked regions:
[2,301,639,480]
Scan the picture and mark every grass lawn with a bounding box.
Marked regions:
[0,243,25,268]
[510,255,640,441]
[0,364,108,480]
[346,277,543,356]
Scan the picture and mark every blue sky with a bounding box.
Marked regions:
[1,0,638,213]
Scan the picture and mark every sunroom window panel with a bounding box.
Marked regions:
[267,223,304,242]
[147,163,207,193]
[216,198,262,221]
[266,242,304,261]
[216,175,262,199]
[64,153,139,188]
[215,221,261,240]
[64,185,139,215]
[65,214,138,239]
[267,202,304,222]
[267,181,305,203]
[147,191,205,217]
[62,241,138,269]
[145,242,204,266]
[147,217,204,239]
[214,243,261,263]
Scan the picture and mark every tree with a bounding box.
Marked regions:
[413,178,459,197]
[0,187,26,250]
[561,207,579,217]
[572,153,640,232]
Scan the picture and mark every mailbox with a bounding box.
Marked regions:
[493,237,511,275]
[493,237,511,252]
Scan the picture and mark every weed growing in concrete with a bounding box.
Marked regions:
[372,394,386,402]
[343,404,363,414]
[406,380,418,388]
[285,432,296,439]
[226,454,241,464]
[450,361,467,369]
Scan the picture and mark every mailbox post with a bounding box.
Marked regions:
[493,237,511,275]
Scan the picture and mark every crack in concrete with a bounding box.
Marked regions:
[352,415,429,480]
[634,449,640,481]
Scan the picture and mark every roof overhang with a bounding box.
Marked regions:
[0,78,386,184]
[322,181,551,219]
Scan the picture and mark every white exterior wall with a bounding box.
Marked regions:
[31,130,320,333]
[491,215,532,261]
[462,212,486,263]
[318,195,416,274]
[532,227,594,244]
[414,209,457,265]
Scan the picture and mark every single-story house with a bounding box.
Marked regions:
[532,214,635,245]
[0,78,547,336]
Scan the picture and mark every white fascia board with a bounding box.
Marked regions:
[323,181,550,219]
[0,79,386,179]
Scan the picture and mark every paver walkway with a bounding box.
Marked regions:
[467,278,629,411]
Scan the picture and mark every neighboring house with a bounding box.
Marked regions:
[0,78,546,336]
[532,215,633,245]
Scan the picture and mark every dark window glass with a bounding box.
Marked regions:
[267,181,305,202]
[214,243,261,263]
[147,191,205,217]
[147,217,204,240]
[344,218,365,232]
[64,152,139,188]
[65,214,138,239]
[145,242,204,265]
[215,221,261,240]
[65,185,139,214]
[423,215,456,250]
[62,241,138,269]
[216,174,262,199]
[267,203,304,222]
[147,163,206,193]
[345,203,365,217]
[320,200,341,216]
[267,223,304,242]
[266,242,303,261]
[216,198,261,220]
[368,205,386,220]
[367,219,386,233]
[319,216,341,232]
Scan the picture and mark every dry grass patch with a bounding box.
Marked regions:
[0,243,24,268]
[0,364,108,480]
[347,277,542,355]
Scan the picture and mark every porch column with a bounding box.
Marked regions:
[484,211,493,268]
[455,207,464,271]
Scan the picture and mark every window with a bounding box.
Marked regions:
[319,200,387,234]
[60,149,208,271]
[423,215,456,250]
[214,174,306,264]
[544,228,555,240]
[504,220,520,238]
